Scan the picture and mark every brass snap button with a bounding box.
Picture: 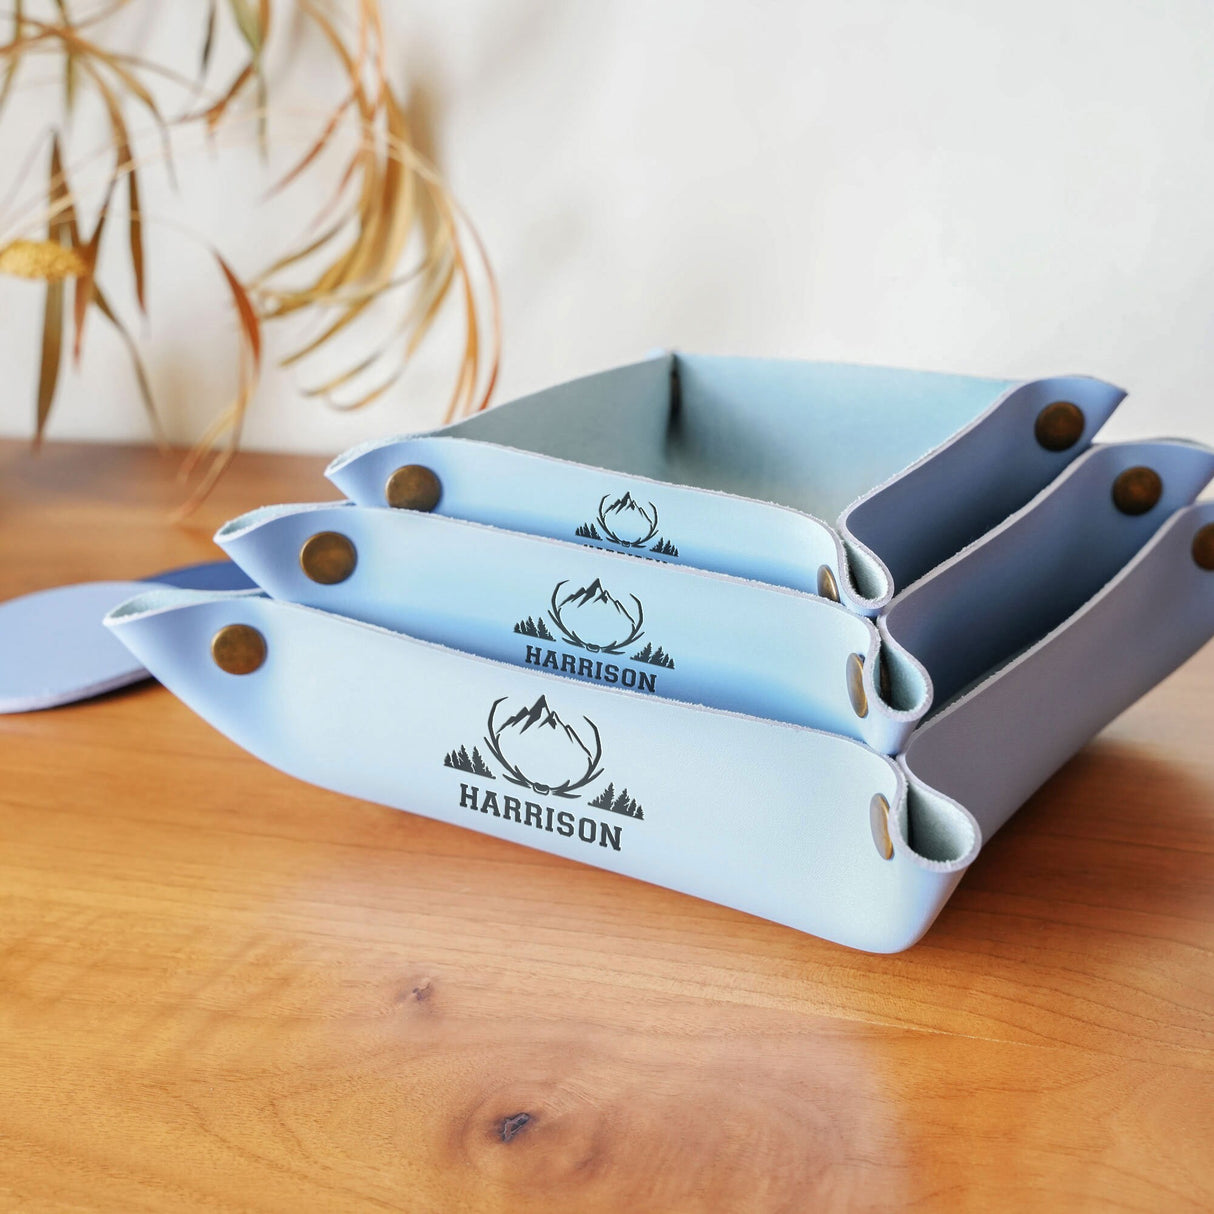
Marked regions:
[1193,522,1214,571]
[1034,401,1085,452]
[211,624,267,676]
[1111,466,1163,515]
[299,530,357,584]
[846,652,869,719]
[816,564,840,602]
[385,464,442,512]
[870,793,894,860]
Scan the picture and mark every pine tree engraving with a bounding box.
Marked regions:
[631,642,674,669]
[589,782,616,810]
[590,782,643,819]
[513,615,556,639]
[444,744,496,777]
[612,786,644,819]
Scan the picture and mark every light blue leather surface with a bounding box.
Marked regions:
[215,502,929,754]
[0,581,153,712]
[903,501,1214,839]
[149,560,258,592]
[841,375,1127,589]
[0,563,257,714]
[328,356,1124,609]
[105,589,975,954]
[883,439,1214,706]
[330,435,850,600]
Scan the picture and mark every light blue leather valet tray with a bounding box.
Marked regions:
[328,355,1127,610]
[105,357,1214,952]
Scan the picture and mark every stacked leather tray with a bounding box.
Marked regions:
[106,355,1214,952]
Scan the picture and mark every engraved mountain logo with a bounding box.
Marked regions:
[513,576,675,692]
[445,694,646,853]
[549,578,643,654]
[598,491,657,546]
[575,491,679,557]
[484,694,603,797]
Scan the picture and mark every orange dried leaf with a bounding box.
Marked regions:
[247,214,349,289]
[128,165,144,310]
[265,91,354,199]
[35,277,64,445]
[31,134,81,444]
[199,0,217,77]
[0,0,26,112]
[81,63,146,311]
[324,362,404,412]
[278,290,377,368]
[72,183,113,362]
[48,133,78,245]
[199,62,253,130]
[53,0,78,112]
[214,251,262,368]
[299,348,383,398]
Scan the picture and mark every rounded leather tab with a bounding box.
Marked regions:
[299,531,357,584]
[385,464,441,512]
[1034,400,1085,451]
[1112,465,1163,515]
[1193,522,1214,570]
[211,624,266,675]
[816,564,840,602]
[847,652,869,718]
[870,793,894,860]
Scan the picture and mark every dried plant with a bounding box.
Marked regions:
[0,0,499,511]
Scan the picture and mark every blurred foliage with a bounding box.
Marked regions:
[0,0,498,511]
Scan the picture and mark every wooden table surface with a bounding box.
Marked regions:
[1,439,1211,1213]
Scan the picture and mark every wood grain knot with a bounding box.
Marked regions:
[397,977,433,1005]
[499,1112,532,1143]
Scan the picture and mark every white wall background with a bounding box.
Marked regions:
[1,0,1212,453]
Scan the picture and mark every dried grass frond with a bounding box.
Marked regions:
[0,0,499,512]
[34,132,72,445]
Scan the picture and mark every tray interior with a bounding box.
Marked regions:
[449,353,1014,523]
